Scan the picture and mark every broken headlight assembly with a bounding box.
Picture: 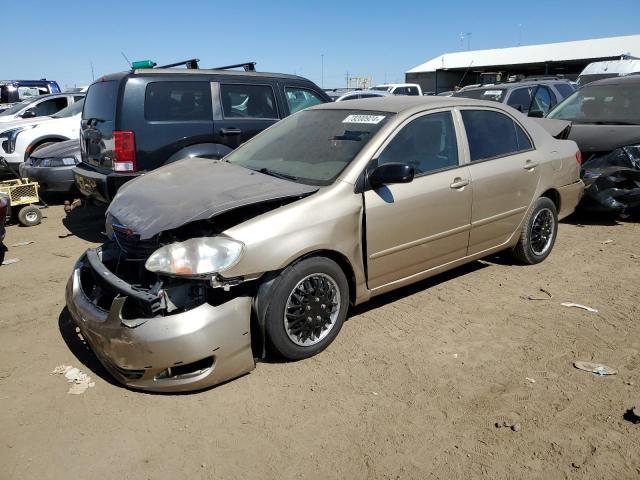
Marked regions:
[145,237,244,278]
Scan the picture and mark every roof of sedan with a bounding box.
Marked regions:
[309,95,499,113]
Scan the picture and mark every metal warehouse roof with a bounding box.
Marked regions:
[407,34,640,73]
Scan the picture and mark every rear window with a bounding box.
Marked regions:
[83,81,118,121]
[145,82,212,121]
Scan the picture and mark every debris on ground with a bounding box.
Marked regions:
[601,239,614,245]
[63,198,83,214]
[1,258,20,266]
[574,361,618,376]
[10,241,34,247]
[522,288,553,301]
[495,418,521,432]
[561,302,598,313]
[624,407,640,424]
[526,377,536,383]
[51,365,95,394]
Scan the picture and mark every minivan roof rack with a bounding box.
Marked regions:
[212,62,256,72]
[156,58,200,69]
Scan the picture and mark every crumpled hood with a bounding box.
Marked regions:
[107,157,318,239]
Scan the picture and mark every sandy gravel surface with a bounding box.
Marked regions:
[1,204,639,479]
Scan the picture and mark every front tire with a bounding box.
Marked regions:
[512,197,558,265]
[260,256,349,360]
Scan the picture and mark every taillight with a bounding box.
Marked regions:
[575,150,582,165]
[113,130,137,172]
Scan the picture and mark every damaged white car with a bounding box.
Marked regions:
[65,97,583,392]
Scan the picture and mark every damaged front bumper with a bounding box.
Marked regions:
[65,249,255,392]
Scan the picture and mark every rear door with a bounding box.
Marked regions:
[81,80,119,171]
[459,108,540,255]
[213,81,280,149]
[364,110,472,289]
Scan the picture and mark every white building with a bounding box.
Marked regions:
[406,34,640,93]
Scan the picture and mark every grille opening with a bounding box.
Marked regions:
[154,356,214,380]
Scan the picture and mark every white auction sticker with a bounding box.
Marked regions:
[342,114,386,124]
[483,90,502,96]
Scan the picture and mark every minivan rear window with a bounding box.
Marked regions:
[145,82,212,121]
[83,81,118,121]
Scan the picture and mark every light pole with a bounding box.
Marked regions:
[321,54,324,88]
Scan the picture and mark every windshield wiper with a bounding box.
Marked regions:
[258,167,299,181]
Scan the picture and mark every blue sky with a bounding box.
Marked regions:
[4,0,640,89]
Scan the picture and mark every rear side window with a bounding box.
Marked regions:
[220,84,277,119]
[461,110,532,161]
[145,82,212,121]
[506,87,532,111]
[285,87,324,114]
[83,81,118,121]
[406,86,420,96]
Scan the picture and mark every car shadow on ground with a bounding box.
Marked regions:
[562,209,636,227]
[61,201,107,243]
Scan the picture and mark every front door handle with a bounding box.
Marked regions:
[220,127,242,136]
[524,159,539,170]
[450,177,469,189]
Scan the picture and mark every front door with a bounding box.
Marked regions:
[364,110,473,289]
[459,108,541,254]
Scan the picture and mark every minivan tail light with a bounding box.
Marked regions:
[575,150,582,165]
[113,130,137,172]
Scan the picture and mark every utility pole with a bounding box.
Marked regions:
[90,61,95,81]
[321,54,324,88]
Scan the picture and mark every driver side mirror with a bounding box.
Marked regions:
[21,109,36,119]
[528,110,544,118]
[369,162,414,188]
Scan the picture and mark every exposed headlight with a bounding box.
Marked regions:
[38,156,78,167]
[145,237,244,277]
[0,125,36,153]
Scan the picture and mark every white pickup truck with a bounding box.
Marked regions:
[371,83,423,96]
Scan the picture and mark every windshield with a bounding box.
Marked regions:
[52,99,84,118]
[454,88,506,102]
[371,86,391,92]
[225,109,393,185]
[0,97,38,116]
[548,82,640,124]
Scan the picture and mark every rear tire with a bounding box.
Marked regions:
[259,256,349,360]
[512,197,558,265]
[17,205,42,226]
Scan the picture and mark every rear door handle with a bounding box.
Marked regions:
[450,177,469,189]
[524,159,539,170]
[220,128,242,136]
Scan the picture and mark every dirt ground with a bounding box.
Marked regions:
[1,203,639,480]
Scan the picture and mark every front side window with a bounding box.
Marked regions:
[554,83,575,99]
[220,84,277,119]
[461,110,532,161]
[378,111,459,175]
[406,86,420,96]
[529,86,553,116]
[33,97,69,116]
[52,99,84,118]
[145,82,212,121]
[285,87,324,114]
[225,109,392,185]
[506,87,532,111]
